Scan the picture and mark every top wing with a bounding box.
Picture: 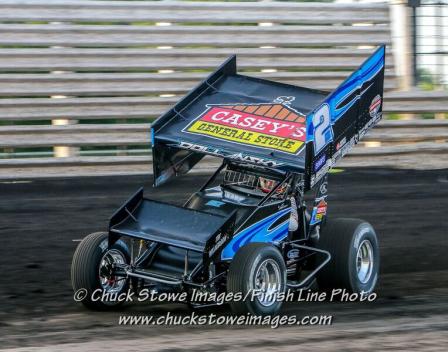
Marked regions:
[150,56,326,186]
[150,47,385,188]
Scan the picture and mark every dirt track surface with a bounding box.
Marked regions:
[1,168,447,351]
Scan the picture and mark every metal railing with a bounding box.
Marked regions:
[414,0,448,89]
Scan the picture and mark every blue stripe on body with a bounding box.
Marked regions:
[221,207,291,261]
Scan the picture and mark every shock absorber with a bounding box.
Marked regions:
[288,195,299,240]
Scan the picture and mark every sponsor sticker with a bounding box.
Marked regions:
[287,249,300,260]
[369,94,382,118]
[314,154,327,173]
[336,136,347,151]
[206,200,225,208]
[209,233,228,257]
[177,141,283,168]
[310,198,327,225]
[319,181,328,195]
[183,103,306,155]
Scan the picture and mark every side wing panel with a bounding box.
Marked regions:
[304,46,386,189]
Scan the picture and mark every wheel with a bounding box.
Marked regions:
[317,218,379,294]
[227,243,286,315]
[71,232,130,310]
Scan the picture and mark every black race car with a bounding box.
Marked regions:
[72,46,385,315]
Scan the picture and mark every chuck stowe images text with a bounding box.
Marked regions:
[74,288,377,305]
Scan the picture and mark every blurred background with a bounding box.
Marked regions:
[0,0,446,178]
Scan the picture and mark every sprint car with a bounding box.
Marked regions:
[72,46,385,315]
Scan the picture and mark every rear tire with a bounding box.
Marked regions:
[71,232,130,310]
[227,243,286,315]
[317,218,379,294]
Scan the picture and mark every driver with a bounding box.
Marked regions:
[259,177,287,196]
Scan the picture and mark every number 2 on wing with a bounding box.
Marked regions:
[312,103,333,155]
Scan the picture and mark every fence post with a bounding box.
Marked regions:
[390,0,416,119]
[390,0,413,91]
[407,0,421,87]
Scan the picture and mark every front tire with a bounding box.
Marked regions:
[227,243,286,315]
[317,218,379,294]
[71,232,130,310]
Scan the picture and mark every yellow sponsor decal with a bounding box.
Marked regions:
[187,121,304,154]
